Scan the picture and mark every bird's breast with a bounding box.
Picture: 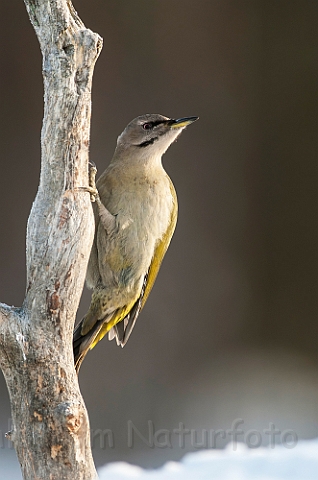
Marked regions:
[114,175,174,247]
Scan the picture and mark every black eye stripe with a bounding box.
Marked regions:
[138,137,159,148]
[142,120,167,130]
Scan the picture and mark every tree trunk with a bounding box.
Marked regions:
[0,1,102,478]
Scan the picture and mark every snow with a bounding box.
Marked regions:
[1,438,317,479]
[98,439,318,480]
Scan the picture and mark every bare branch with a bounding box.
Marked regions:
[0,1,102,478]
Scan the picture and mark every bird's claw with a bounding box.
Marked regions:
[88,162,99,202]
[74,162,100,203]
[89,161,97,176]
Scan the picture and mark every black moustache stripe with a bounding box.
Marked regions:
[138,136,159,148]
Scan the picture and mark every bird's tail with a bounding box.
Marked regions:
[73,316,108,373]
[73,280,147,373]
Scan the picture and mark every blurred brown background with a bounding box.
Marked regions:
[0,0,318,475]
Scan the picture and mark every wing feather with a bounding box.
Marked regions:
[141,179,178,308]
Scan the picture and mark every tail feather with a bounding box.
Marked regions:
[73,274,148,372]
[73,317,106,373]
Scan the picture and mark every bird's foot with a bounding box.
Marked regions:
[88,161,99,202]
[74,162,100,203]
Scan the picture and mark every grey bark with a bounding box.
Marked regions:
[0,1,102,478]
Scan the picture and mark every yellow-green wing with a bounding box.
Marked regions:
[141,179,178,308]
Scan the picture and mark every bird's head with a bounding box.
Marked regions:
[115,114,198,162]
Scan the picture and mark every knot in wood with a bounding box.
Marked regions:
[55,402,83,434]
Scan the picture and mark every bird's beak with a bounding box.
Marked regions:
[169,116,199,129]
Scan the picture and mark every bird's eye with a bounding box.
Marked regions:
[143,123,153,130]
